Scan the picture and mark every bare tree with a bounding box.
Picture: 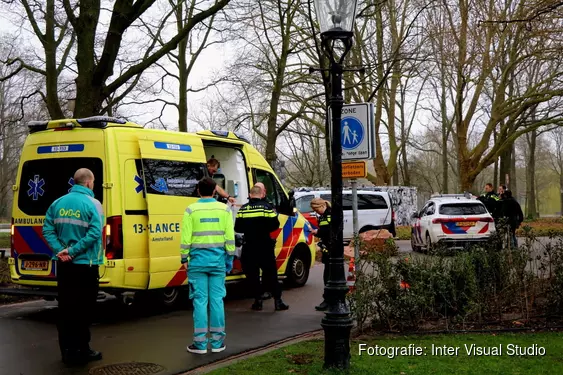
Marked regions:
[0,0,230,119]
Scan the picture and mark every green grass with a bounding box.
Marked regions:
[208,332,563,375]
[0,232,8,248]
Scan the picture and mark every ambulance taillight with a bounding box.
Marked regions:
[105,216,123,259]
[10,218,14,254]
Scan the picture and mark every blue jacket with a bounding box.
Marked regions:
[42,184,105,265]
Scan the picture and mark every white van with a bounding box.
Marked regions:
[294,189,396,241]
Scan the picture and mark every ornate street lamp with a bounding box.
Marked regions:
[313,0,359,370]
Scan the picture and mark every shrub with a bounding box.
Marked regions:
[347,229,563,333]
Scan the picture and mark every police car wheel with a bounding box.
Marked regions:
[411,236,421,252]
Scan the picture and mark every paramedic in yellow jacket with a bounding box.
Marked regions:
[180,177,236,355]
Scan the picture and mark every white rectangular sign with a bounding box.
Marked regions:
[328,103,375,161]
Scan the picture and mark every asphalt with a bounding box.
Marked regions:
[0,264,328,375]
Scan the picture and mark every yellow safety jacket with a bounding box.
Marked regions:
[180,198,236,269]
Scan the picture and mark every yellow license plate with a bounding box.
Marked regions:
[456,222,476,227]
[22,260,49,271]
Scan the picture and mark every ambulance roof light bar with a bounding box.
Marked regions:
[76,116,127,125]
[28,116,128,133]
[203,129,251,144]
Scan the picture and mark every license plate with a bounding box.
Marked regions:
[456,222,476,227]
[22,260,49,271]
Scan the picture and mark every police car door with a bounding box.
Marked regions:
[138,139,207,289]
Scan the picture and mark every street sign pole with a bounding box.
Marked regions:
[351,179,359,260]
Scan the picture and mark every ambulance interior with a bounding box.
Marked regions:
[203,145,249,215]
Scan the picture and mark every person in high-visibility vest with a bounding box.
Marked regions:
[181,177,236,355]
[310,198,331,311]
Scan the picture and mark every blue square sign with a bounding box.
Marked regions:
[328,103,375,161]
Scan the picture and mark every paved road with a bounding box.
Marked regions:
[0,264,328,375]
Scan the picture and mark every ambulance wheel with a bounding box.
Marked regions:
[159,287,180,307]
[285,245,311,288]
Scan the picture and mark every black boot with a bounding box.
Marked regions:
[251,299,263,311]
[83,349,102,362]
[315,300,328,311]
[275,298,289,311]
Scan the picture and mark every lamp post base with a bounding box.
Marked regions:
[321,292,353,370]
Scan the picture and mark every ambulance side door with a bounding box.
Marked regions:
[137,139,207,289]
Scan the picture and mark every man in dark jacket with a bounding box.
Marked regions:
[235,185,289,311]
[477,183,500,218]
[499,190,523,248]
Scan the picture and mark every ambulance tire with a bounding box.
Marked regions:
[284,245,311,288]
[158,287,180,308]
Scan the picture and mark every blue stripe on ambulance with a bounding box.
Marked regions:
[37,144,85,154]
[153,142,192,152]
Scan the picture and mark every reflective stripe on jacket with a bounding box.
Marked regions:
[180,198,235,269]
[315,207,331,252]
[234,198,279,245]
[42,184,104,265]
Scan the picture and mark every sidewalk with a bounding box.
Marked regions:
[0,265,327,375]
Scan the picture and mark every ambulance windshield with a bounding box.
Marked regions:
[18,157,104,217]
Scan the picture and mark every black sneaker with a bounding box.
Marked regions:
[275,299,289,311]
[251,299,263,311]
[187,344,207,354]
[315,300,329,311]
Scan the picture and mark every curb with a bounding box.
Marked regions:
[179,329,324,375]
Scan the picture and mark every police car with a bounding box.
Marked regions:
[411,193,495,252]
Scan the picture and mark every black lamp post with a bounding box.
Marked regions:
[313,0,358,370]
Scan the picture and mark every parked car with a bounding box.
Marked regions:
[411,194,495,252]
[294,188,396,240]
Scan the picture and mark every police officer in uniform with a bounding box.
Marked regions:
[42,168,104,365]
[181,177,236,354]
[310,198,331,311]
[235,185,289,311]
[477,183,500,218]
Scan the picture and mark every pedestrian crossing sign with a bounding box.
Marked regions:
[328,102,375,161]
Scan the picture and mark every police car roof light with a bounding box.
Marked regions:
[430,193,471,199]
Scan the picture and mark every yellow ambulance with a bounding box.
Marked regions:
[8,116,316,306]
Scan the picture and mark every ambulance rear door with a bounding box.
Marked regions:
[137,138,207,289]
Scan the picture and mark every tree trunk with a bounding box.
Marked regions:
[493,130,498,186]
[73,3,103,117]
[499,147,512,188]
[511,143,517,198]
[177,2,188,132]
[525,130,537,219]
[44,0,65,119]
[401,139,410,186]
[371,7,389,185]
[560,174,563,216]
